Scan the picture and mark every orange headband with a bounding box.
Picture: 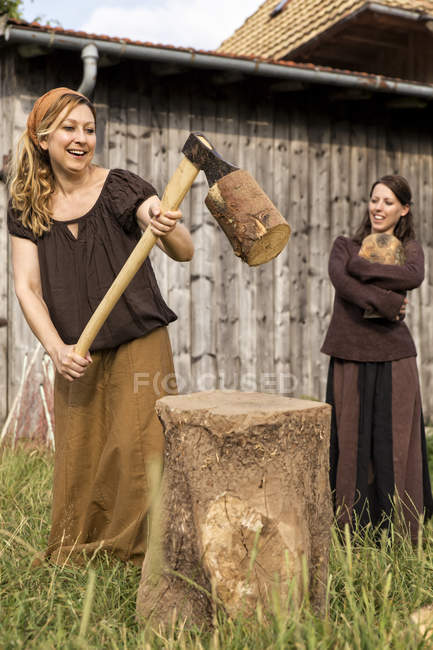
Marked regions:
[27,87,87,146]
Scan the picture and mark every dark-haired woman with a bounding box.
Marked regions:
[7,88,194,565]
[322,175,433,540]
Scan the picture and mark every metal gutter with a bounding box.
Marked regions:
[367,2,431,22]
[4,23,433,100]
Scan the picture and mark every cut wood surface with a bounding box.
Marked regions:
[137,390,332,626]
[359,233,405,265]
[205,170,291,266]
[359,233,405,319]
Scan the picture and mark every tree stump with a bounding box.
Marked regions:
[136,390,332,626]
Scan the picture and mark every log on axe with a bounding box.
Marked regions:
[75,132,291,357]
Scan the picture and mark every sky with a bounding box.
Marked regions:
[19,0,262,51]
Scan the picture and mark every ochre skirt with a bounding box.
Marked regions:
[327,357,433,540]
[47,327,177,565]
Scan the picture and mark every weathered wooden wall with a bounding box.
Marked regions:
[2,47,433,429]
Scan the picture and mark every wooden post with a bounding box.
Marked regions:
[137,390,332,626]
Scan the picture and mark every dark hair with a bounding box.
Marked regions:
[352,174,416,244]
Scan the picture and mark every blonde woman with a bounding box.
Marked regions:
[8,87,194,565]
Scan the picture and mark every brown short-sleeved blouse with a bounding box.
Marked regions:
[7,168,177,351]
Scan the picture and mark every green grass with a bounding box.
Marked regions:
[2,444,433,649]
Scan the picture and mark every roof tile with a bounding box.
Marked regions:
[218,0,433,59]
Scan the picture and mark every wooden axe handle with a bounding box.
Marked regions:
[75,157,199,357]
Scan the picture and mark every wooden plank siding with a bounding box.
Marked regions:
[2,51,433,432]
[0,55,13,425]
[6,88,41,426]
[214,87,240,392]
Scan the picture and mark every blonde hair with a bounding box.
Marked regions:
[9,93,96,238]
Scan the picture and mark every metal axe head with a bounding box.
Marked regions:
[182,132,291,266]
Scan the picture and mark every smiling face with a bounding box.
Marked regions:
[39,103,96,174]
[368,183,409,236]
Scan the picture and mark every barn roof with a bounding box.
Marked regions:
[217,0,433,60]
[2,17,433,100]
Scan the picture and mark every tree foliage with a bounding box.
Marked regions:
[0,0,23,19]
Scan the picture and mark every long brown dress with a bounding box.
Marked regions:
[49,327,176,565]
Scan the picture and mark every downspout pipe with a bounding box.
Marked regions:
[4,24,433,100]
[78,43,98,97]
